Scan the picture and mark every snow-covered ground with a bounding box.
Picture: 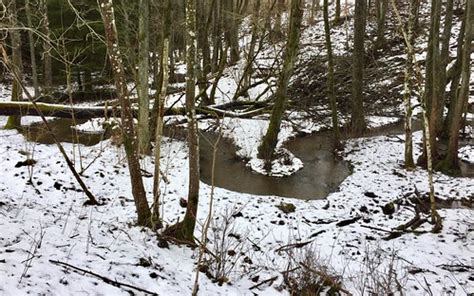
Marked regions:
[1,1,473,295]
[0,111,473,295]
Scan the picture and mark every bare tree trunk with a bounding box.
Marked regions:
[335,0,341,24]
[137,0,151,154]
[257,0,303,162]
[196,0,211,105]
[224,0,240,64]
[374,0,388,49]
[98,0,152,227]
[163,0,201,242]
[442,9,465,138]
[309,0,318,25]
[439,0,472,174]
[39,0,52,92]
[391,0,441,232]
[151,39,170,230]
[150,0,172,139]
[391,0,417,169]
[420,0,442,164]
[25,0,39,98]
[5,0,22,129]
[323,0,340,148]
[350,0,367,135]
[433,0,453,135]
[237,0,261,98]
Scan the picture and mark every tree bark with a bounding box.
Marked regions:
[98,0,152,227]
[323,0,340,148]
[390,0,417,169]
[350,0,367,135]
[137,0,151,154]
[163,0,201,242]
[39,0,52,92]
[257,0,303,161]
[5,0,22,129]
[439,0,472,174]
[151,38,170,230]
[375,0,388,49]
[335,0,341,24]
[421,0,442,164]
[442,2,465,138]
[25,0,39,98]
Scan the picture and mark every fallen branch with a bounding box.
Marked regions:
[249,275,278,290]
[1,45,98,205]
[49,260,158,295]
[275,240,314,253]
[0,100,271,119]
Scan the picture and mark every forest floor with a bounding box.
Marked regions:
[1,1,474,296]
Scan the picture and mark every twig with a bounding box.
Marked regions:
[249,275,278,290]
[49,260,158,295]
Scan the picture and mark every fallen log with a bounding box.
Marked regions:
[0,100,271,119]
[0,101,188,119]
[0,101,120,119]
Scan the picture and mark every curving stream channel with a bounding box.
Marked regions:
[18,118,473,200]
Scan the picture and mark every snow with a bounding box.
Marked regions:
[0,0,473,295]
[1,111,473,295]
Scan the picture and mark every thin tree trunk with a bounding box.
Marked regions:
[151,39,170,230]
[39,0,52,92]
[390,0,417,169]
[137,0,150,154]
[5,0,22,129]
[224,0,240,64]
[350,0,367,135]
[257,0,303,161]
[25,0,39,98]
[439,0,472,174]
[442,1,464,138]
[150,0,172,138]
[421,0,442,164]
[323,0,340,148]
[375,0,388,49]
[433,0,453,135]
[163,0,200,242]
[238,0,261,98]
[335,0,341,24]
[98,0,152,227]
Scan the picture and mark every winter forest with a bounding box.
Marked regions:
[0,0,473,294]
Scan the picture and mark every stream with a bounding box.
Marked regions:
[18,118,473,200]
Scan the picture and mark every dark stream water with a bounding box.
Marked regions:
[18,118,473,199]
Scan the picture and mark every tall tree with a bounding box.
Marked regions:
[323,0,340,148]
[433,0,454,135]
[420,0,442,164]
[163,0,201,241]
[439,0,472,174]
[350,0,367,135]
[224,0,240,64]
[442,8,466,138]
[39,0,53,92]
[137,0,151,154]
[5,0,22,129]
[98,0,152,227]
[257,0,303,161]
[374,0,388,49]
[390,0,417,169]
[335,0,341,24]
[25,0,39,98]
